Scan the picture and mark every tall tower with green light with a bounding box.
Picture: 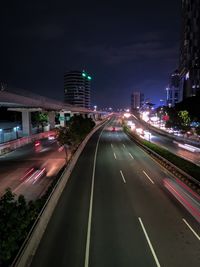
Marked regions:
[64,70,92,108]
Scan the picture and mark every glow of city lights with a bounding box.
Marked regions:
[150,116,159,122]
[130,125,135,131]
[136,128,143,134]
[124,112,131,118]
[142,111,149,122]
[127,120,134,126]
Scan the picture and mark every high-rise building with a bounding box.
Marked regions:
[179,0,200,99]
[64,70,91,108]
[131,91,144,111]
[166,70,181,107]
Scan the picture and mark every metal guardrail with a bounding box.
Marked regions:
[125,129,200,188]
[0,131,55,155]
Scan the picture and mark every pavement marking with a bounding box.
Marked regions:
[142,170,154,184]
[114,152,117,159]
[111,143,113,148]
[123,144,126,148]
[120,170,126,183]
[138,217,161,267]
[182,218,200,241]
[129,152,134,159]
[84,128,104,267]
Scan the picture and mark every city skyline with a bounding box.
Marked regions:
[0,1,180,108]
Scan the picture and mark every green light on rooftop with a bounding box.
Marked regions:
[82,72,86,77]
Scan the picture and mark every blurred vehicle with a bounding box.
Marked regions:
[21,167,46,183]
[163,178,200,223]
[20,167,35,180]
[174,141,200,153]
[34,140,41,147]
[48,134,56,140]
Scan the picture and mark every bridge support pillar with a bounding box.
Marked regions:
[59,112,66,127]
[22,110,31,136]
[94,113,100,120]
[48,111,55,129]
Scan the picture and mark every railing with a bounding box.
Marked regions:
[125,129,200,189]
[0,131,55,155]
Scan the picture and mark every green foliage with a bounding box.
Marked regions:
[69,115,95,143]
[56,126,73,146]
[125,127,200,181]
[195,127,200,135]
[175,94,200,121]
[178,110,191,127]
[32,112,48,129]
[0,189,38,265]
[57,115,95,147]
[0,115,96,265]
[156,106,182,129]
[141,139,200,180]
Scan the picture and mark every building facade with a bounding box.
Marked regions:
[131,91,144,111]
[179,0,200,99]
[64,70,91,108]
[166,70,181,107]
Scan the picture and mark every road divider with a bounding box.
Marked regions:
[138,217,161,267]
[142,170,154,184]
[120,170,126,183]
[84,126,105,267]
[182,218,200,241]
[124,126,200,194]
[129,152,134,159]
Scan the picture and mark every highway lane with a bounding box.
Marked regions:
[129,116,200,166]
[30,117,200,267]
[112,128,200,266]
[0,138,65,199]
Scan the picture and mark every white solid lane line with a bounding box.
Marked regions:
[142,170,154,184]
[114,152,117,159]
[129,152,134,159]
[84,128,104,267]
[120,170,126,183]
[182,218,200,241]
[111,144,113,148]
[123,144,126,148]
[138,217,161,267]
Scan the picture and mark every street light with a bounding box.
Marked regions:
[14,126,20,139]
[0,128,3,143]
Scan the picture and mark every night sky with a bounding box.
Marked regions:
[0,0,181,109]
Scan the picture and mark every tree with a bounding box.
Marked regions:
[178,110,191,130]
[56,127,73,162]
[32,112,48,132]
[175,93,200,121]
[69,115,95,143]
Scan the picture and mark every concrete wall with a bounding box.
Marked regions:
[0,130,55,155]
[12,120,108,267]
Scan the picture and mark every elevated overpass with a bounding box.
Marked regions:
[0,88,103,136]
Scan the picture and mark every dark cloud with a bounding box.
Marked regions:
[0,0,181,108]
[78,40,178,65]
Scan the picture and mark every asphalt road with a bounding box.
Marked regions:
[0,138,65,200]
[130,116,200,166]
[30,117,200,267]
